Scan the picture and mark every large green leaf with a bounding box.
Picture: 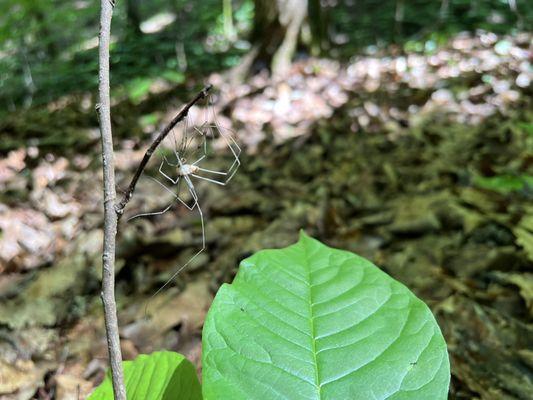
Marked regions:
[202,232,450,399]
[88,351,201,400]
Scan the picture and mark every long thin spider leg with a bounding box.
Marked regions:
[147,175,180,199]
[175,196,197,211]
[174,137,183,163]
[183,131,198,161]
[206,124,241,157]
[205,122,241,183]
[171,128,181,163]
[160,127,180,168]
[193,126,208,156]
[174,115,189,163]
[207,118,242,155]
[209,122,242,158]
[127,203,175,221]
[173,174,199,210]
[162,173,197,211]
[218,129,242,181]
[188,126,202,156]
[182,117,201,162]
[203,99,241,178]
[159,160,179,184]
[196,167,227,175]
[163,154,179,167]
[180,116,189,152]
[192,155,206,166]
[185,175,199,202]
[164,176,191,211]
[221,139,241,182]
[191,174,226,186]
[155,147,174,177]
[144,184,206,315]
[176,175,182,200]
[201,129,208,155]
[157,126,182,172]
[127,176,179,220]
[225,157,241,183]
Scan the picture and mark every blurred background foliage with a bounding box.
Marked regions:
[0,0,530,111]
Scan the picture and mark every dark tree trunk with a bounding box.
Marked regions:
[249,0,328,78]
[126,0,142,35]
[308,0,329,55]
[33,9,59,58]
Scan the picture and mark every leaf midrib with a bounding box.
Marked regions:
[302,239,322,399]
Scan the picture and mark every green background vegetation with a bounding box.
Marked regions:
[1,0,530,111]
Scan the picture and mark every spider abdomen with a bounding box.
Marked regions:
[178,164,199,176]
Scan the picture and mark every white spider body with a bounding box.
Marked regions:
[177,164,199,176]
[129,113,241,305]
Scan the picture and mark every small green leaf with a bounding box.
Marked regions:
[517,122,533,136]
[139,112,159,128]
[202,232,450,399]
[162,70,185,83]
[127,77,154,103]
[474,174,533,193]
[88,351,201,400]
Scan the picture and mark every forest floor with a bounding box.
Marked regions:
[0,31,532,399]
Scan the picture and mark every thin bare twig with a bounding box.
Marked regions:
[115,84,213,218]
[97,0,126,398]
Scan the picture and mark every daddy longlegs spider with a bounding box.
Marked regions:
[128,104,241,303]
